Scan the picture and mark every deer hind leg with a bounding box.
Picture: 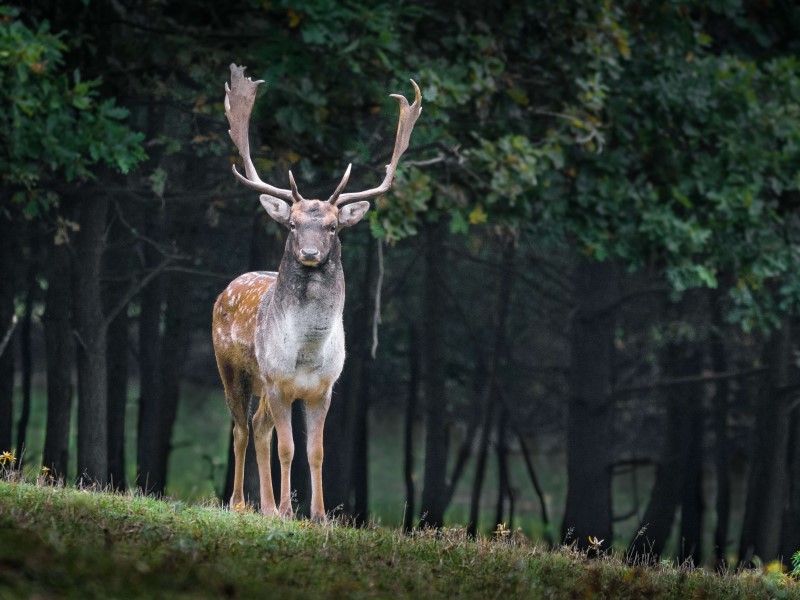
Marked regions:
[305,392,331,523]
[218,360,251,511]
[252,396,278,517]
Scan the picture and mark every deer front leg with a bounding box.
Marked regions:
[270,397,295,517]
[252,398,279,517]
[306,393,331,523]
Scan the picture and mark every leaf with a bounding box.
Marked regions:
[149,168,168,199]
[449,211,468,235]
[468,205,487,225]
[506,88,529,106]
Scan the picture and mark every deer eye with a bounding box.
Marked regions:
[290,222,296,231]
[330,223,337,233]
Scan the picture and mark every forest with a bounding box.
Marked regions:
[2,0,800,570]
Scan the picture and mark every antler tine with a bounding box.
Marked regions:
[335,79,423,206]
[287,170,305,203]
[225,64,296,203]
[327,163,352,204]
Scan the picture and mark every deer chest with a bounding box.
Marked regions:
[255,303,345,400]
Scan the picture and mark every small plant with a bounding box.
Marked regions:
[587,535,605,554]
[791,550,800,578]
[36,466,53,486]
[493,522,511,539]
[0,450,15,474]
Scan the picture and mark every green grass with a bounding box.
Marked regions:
[0,480,797,599]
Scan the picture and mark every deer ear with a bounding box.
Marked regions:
[338,201,370,229]
[259,195,291,225]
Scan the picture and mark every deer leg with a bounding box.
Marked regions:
[219,362,251,512]
[252,397,278,517]
[230,420,249,511]
[305,393,331,523]
[271,398,295,518]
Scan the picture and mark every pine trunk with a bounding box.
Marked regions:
[419,220,448,528]
[0,214,16,453]
[562,258,618,552]
[105,218,131,490]
[709,290,731,569]
[43,238,75,478]
[739,322,791,565]
[73,193,110,484]
[136,206,164,493]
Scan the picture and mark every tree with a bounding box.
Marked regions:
[1,6,145,480]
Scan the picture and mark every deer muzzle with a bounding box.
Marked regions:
[300,247,322,266]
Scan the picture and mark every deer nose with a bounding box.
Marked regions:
[301,248,320,261]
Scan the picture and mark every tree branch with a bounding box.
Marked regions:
[370,239,384,359]
[0,314,17,358]
[102,256,174,331]
[613,367,767,396]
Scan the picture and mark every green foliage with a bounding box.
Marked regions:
[239,0,800,328]
[1,481,797,599]
[510,3,800,330]
[20,0,795,329]
[0,6,146,216]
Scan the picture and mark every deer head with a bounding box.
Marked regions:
[224,64,422,268]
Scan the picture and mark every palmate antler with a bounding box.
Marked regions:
[224,64,422,206]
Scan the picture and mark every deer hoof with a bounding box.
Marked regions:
[260,506,280,518]
[310,512,328,525]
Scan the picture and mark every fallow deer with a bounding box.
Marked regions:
[212,64,421,522]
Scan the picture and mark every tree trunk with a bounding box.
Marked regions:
[709,289,731,570]
[105,218,130,490]
[495,406,511,530]
[467,236,516,537]
[73,193,110,484]
[16,242,37,458]
[351,236,380,525]
[739,322,792,565]
[136,205,164,493]
[106,306,128,490]
[629,341,702,561]
[781,403,800,562]
[0,214,16,453]
[678,366,704,566]
[403,324,420,532]
[153,271,193,496]
[515,425,553,545]
[468,399,495,538]
[419,220,449,528]
[351,371,370,524]
[43,238,74,478]
[562,257,618,553]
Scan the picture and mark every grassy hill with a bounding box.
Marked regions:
[0,480,797,599]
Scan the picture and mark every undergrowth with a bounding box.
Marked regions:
[0,474,797,599]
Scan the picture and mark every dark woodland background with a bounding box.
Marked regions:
[3,0,800,569]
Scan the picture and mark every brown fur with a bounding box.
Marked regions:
[212,272,276,417]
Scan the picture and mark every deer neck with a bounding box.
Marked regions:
[271,240,345,321]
